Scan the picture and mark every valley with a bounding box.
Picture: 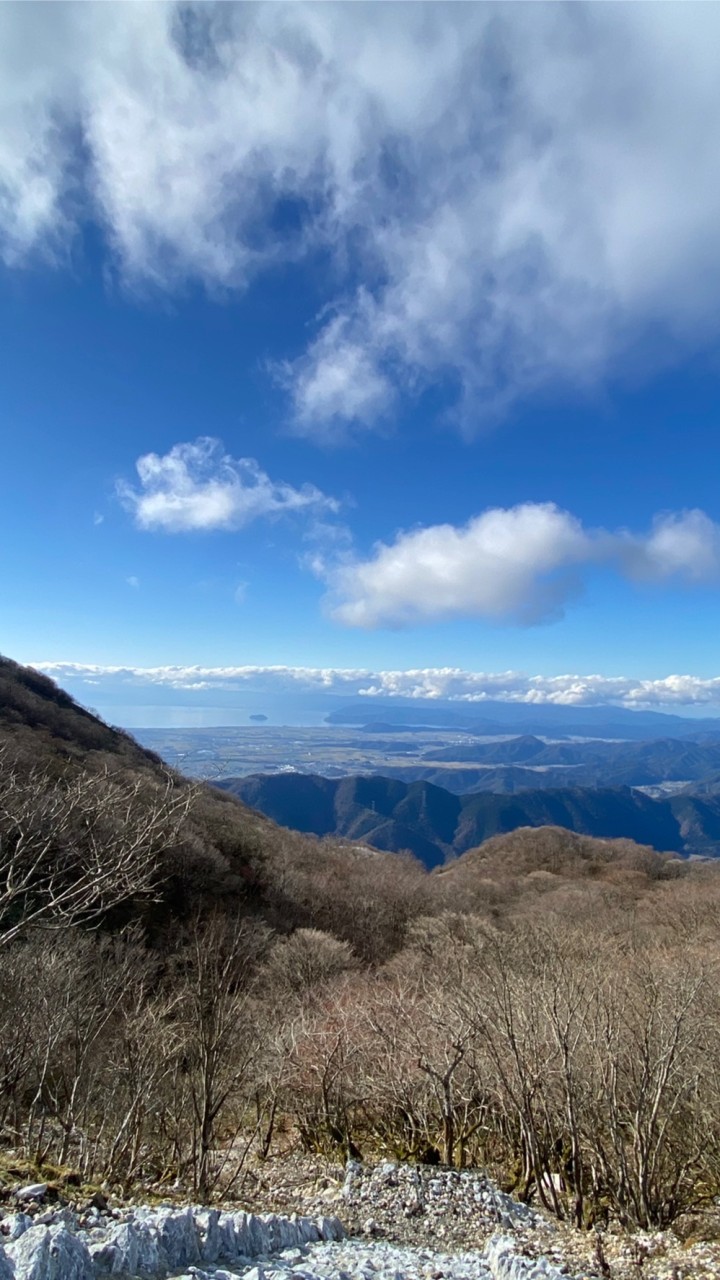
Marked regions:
[135,720,720,794]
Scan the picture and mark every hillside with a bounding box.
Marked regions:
[435,823,686,912]
[219,770,720,863]
[0,657,430,958]
[7,655,720,1230]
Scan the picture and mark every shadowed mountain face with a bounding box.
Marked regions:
[229,772,455,868]
[219,771,720,867]
[423,735,720,781]
[319,735,720,795]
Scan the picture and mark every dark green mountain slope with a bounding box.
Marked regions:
[219,771,720,865]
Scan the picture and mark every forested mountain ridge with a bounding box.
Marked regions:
[219,770,720,864]
[419,733,720,787]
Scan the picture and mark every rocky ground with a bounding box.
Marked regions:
[1,1159,720,1280]
[220,1157,720,1280]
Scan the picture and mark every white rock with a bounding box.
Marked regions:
[4,1212,33,1240]
[150,1206,200,1270]
[244,1267,266,1280]
[0,1242,13,1280]
[195,1207,222,1263]
[234,1211,267,1257]
[217,1210,242,1259]
[278,1247,303,1264]
[7,1223,94,1280]
[261,1213,296,1252]
[485,1235,569,1280]
[89,1218,165,1278]
[88,1222,136,1276]
[316,1216,344,1243]
[290,1216,320,1248]
[14,1185,47,1203]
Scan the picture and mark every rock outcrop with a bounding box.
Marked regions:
[0,1206,344,1280]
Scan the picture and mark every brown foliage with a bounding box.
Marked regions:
[5,655,720,1222]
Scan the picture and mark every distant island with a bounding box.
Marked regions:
[249,713,268,722]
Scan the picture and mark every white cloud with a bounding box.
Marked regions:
[620,510,720,583]
[321,503,720,629]
[118,436,337,533]
[284,316,395,438]
[30,660,720,710]
[3,5,720,429]
[328,503,592,627]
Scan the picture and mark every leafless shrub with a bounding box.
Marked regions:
[0,752,194,947]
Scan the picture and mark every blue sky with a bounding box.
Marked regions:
[4,2,720,716]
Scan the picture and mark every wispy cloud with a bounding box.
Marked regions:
[320,505,720,628]
[118,437,337,533]
[3,5,720,431]
[283,316,396,440]
[31,660,720,710]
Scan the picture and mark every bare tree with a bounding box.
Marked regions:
[178,914,269,1198]
[0,754,194,947]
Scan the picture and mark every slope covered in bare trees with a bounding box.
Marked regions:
[3,655,720,1235]
[0,655,429,956]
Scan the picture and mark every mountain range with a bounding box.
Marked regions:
[219,771,720,867]
[326,699,720,739]
[5,651,720,898]
[355,734,720,794]
[1,654,690,921]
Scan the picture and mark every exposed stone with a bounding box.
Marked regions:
[150,1205,201,1270]
[3,1160,715,1280]
[7,1223,94,1280]
[195,1207,222,1263]
[87,1218,165,1277]
[234,1209,266,1256]
[0,1242,13,1280]
[13,1185,48,1204]
[486,1235,567,1280]
[3,1212,33,1241]
[316,1215,344,1242]
[217,1210,242,1259]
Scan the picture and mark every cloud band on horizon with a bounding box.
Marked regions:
[32,662,720,711]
